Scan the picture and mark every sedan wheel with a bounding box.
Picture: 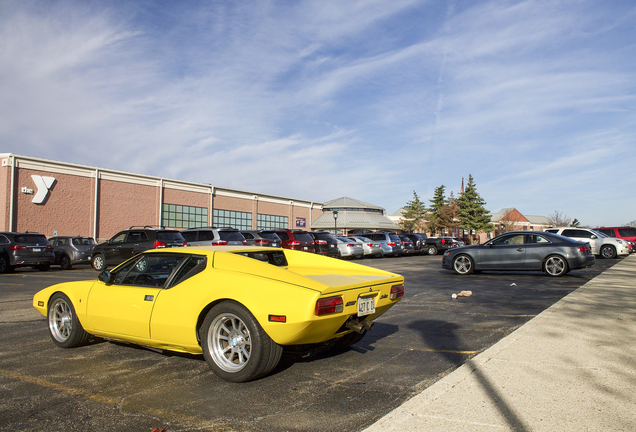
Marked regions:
[427,245,438,255]
[544,255,568,277]
[452,254,474,275]
[600,245,617,259]
[48,293,90,348]
[201,302,282,382]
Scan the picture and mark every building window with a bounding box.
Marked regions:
[257,214,288,230]
[213,209,252,230]
[163,204,208,229]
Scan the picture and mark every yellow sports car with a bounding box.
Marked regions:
[33,246,404,382]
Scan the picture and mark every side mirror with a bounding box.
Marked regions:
[98,270,113,283]
[591,235,597,239]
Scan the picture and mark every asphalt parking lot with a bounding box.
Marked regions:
[0,254,619,432]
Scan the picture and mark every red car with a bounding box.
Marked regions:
[275,230,315,253]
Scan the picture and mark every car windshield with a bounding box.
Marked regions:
[219,231,245,241]
[235,251,288,266]
[14,234,49,245]
[72,237,95,246]
[259,232,281,240]
[294,233,313,242]
[157,231,186,241]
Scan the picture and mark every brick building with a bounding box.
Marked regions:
[0,154,322,242]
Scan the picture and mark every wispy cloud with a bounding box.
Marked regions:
[1,0,635,225]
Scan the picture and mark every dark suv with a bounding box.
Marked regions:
[275,230,315,253]
[0,232,55,273]
[308,231,339,257]
[91,226,186,271]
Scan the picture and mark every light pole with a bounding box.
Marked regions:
[332,210,338,235]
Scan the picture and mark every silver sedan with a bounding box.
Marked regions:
[442,231,595,277]
[335,236,365,259]
[349,236,384,258]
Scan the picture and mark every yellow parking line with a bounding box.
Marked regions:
[0,368,239,431]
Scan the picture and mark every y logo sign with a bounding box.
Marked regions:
[31,175,56,204]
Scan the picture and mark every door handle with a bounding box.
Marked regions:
[516,248,524,252]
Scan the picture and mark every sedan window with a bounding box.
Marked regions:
[526,235,551,244]
[493,234,524,245]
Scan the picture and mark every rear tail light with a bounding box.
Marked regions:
[212,240,229,245]
[366,243,373,247]
[154,241,166,248]
[387,242,396,246]
[255,239,269,245]
[242,241,247,245]
[45,245,54,250]
[441,239,446,244]
[10,245,26,251]
[578,245,591,253]
[288,241,301,246]
[347,243,355,247]
[183,241,187,246]
[315,296,343,316]
[315,240,327,245]
[390,285,405,300]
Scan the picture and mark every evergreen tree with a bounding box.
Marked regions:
[457,174,493,244]
[428,185,446,236]
[400,191,428,233]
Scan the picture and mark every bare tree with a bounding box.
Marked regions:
[547,210,572,227]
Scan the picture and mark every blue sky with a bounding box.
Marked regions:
[2,0,635,227]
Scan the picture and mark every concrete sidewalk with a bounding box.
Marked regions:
[363,255,636,432]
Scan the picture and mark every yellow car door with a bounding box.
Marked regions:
[86,253,186,339]
[86,281,161,339]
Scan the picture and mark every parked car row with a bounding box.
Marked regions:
[4,223,632,274]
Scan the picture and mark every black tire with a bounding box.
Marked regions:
[47,293,90,348]
[427,245,438,255]
[331,329,367,351]
[92,253,106,271]
[543,255,569,277]
[200,301,282,382]
[600,245,617,259]
[0,255,13,273]
[452,254,474,275]
[60,255,72,270]
[36,264,50,272]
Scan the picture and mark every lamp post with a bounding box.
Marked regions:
[332,210,338,235]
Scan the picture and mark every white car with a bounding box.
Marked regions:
[543,227,630,259]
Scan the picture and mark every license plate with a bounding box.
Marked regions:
[357,296,375,316]
[33,248,41,252]
[304,246,308,250]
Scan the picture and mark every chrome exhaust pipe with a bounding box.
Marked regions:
[361,319,374,331]
[345,319,365,334]
[346,318,375,334]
